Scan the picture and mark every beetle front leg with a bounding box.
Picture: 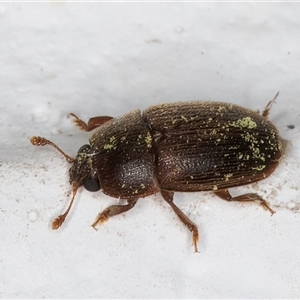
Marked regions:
[92,199,138,229]
[69,113,113,131]
[161,191,199,252]
[214,190,275,215]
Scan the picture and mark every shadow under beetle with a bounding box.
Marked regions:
[30,93,283,252]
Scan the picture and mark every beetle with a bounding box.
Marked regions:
[30,93,283,252]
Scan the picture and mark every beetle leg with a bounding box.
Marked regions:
[91,199,138,229]
[261,92,279,119]
[161,191,199,252]
[69,113,113,131]
[214,190,275,215]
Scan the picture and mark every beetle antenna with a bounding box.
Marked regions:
[30,136,75,163]
[52,181,80,229]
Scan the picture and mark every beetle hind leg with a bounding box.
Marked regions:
[214,190,275,215]
[92,199,138,229]
[161,191,199,252]
[261,91,279,119]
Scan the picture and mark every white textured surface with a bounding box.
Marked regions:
[1,3,300,298]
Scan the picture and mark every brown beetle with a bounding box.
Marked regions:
[30,94,283,252]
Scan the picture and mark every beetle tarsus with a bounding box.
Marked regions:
[91,210,110,229]
[91,199,138,229]
[69,113,89,131]
[254,197,275,215]
[193,228,199,253]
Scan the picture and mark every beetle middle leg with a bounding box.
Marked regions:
[92,199,138,229]
[214,190,275,215]
[161,190,199,252]
[69,113,113,131]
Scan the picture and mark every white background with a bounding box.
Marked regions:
[1,2,300,298]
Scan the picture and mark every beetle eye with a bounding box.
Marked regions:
[78,144,90,154]
[83,177,101,192]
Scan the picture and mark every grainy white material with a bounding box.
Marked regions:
[1,3,300,298]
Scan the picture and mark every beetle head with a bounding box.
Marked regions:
[30,136,102,229]
[69,144,101,192]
